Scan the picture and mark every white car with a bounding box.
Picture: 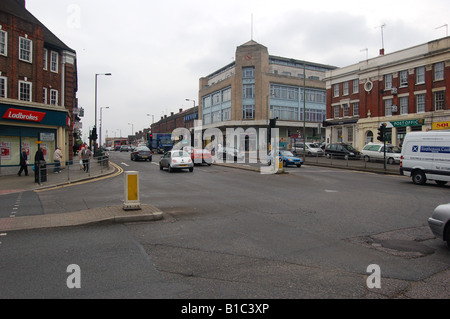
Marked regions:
[361,143,401,164]
[292,142,324,156]
[159,150,194,172]
[428,203,450,248]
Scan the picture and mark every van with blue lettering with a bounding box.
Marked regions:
[400,131,450,186]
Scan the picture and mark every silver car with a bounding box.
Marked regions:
[159,150,194,172]
[428,203,450,248]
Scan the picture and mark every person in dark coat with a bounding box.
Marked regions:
[18,149,28,176]
[34,146,45,183]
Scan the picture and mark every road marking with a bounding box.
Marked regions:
[121,162,129,167]
[324,189,339,193]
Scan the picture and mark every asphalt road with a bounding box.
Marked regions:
[0,151,449,300]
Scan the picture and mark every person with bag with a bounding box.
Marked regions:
[18,149,29,176]
[53,146,63,173]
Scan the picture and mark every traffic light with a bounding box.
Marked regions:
[91,127,98,141]
[377,124,385,142]
[269,118,277,129]
[148,133,153,142]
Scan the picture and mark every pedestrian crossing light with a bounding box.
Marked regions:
[377,124,386,142]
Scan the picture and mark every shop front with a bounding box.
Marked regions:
[0,101,69,175]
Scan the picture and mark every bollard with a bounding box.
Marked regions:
[123,171,141,210]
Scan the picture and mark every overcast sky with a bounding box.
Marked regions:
[26,0,449,143]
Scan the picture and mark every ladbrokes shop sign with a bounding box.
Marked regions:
[0,104,68,127]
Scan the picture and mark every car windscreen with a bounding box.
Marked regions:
[280,151,294,157]
[137,147,150,151]
[172,151,189,158]
[307,143,320,148]
[343,144,357,152]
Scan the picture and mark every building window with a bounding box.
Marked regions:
[416,66,425,84]
[50,51,58,73]
[50,89,58,105]
[416,94,425,113]
[18,80,32,102]
[43,49,48,70]
[242,67,255,78]
[212,110,221,123]
[347,127,354,143]
[270,105,299,121]
[0,30,7,56]
[343,82,349,95]
[434,62,444,81]
[333,84,339,97]
[212,92,220,105]
[222,108,231,121]
[242,84,254,99]
[399,96,408,115]
[334,105,340,118]
[19,37,32,63]
[385,99,393,116]
[352,79,359,94]
[352,102,359,116]
[342,104,349,117]
[43,88,47,104]
[384,74,392,90]
[0,76,7,98]
[222,88,231,102]
[242,105,254,119]
[203,96,211,109]
[203,113,211,125]
[399,70,408,87]
[434,91,445,111]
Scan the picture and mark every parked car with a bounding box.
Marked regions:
[184,146,212,166]
[292,142,324,157]
[428,203,450,248]
[130,146,152,161]
[267,150,303,167]
[361,143,401,164]
[120,145,131,152]
[159,150,194,172]
[325,143,361,160]
[114,145,121,151]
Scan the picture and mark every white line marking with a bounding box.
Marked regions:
[121,162,129,167]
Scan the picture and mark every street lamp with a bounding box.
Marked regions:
[100,106,110,148]
[128,123,134,143]
[94,73,112,154]
[185,98,196,108]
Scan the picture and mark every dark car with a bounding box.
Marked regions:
[130,146,152,161]
[325,143,361,160]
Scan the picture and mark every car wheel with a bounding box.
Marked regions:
[326,153,331,159]
[267,160,271,166]
[364,156,370,162]
[445,225,450,249]
[283,161,287,167]
[412,170,426,185]
[159,163,163,170]
[387,157,395,165]
[296,164,301,168]
[189,167,194,172]
[168,165,173,173]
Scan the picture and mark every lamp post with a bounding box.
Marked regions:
[100,106,109,148]
[185,98,195,108]
[94,73,112,154]
[128,122,134,144]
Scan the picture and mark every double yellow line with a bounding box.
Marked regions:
[35,161,123,192]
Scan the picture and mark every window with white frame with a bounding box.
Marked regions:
[399,96,408,115]
[434,90,445,111]
[343,82,349,95]
[416,66,425,84]
[352,79,359,94]
[242,67,255,78]
[352,102,359,116]
[50,51,58,73]
[222,108,231,121]
[19,37,32,62]
[347,127,354,143]
[212,92,220,105]
[222,88,231,102]
[242,84,254,99]
[385,74,392,90]
[342,104,349,117]
[399,70,408,87]
[212,110,221,123]
[50,89,58,105]
[334,105,340,118]
[385,99,393,116]
[434,62,444,81]
[0,30,7,56]
[242,105,254,119]
[18,80,32,101]
[416,94,425,113]
[43,87,47,104]
[0,76,7,98]
[270,105,298,121]
[43,49,48,70]
[333,84,339,97]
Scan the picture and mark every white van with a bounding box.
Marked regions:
[400,131,450,185]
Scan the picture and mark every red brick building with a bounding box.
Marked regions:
[0,0,78,173]
[325,36,450,150]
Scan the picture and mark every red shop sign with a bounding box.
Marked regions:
[2,108,46,122]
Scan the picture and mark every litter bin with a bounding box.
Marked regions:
[34,160,47,183]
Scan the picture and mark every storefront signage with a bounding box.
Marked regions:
[40,133,55,141]
[432,121,450,130]
[2,108,46,122]
[388,119,425,128]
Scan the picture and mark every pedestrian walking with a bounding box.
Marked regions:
[34,146,45,183]
[53,146,63,173]
[81,146,92,172]
[78,147,84,170]
[17,149,28,176]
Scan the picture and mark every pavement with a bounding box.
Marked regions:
[0,161,163,232]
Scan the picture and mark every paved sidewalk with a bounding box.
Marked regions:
[0,161,163,232]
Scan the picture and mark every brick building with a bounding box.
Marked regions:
[0,0,78,174]
[151,107,199,135]
[325,36,450,150]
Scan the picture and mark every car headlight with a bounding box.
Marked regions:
[350,152,354,155]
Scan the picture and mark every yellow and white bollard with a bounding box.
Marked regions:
[123,171,141,210]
